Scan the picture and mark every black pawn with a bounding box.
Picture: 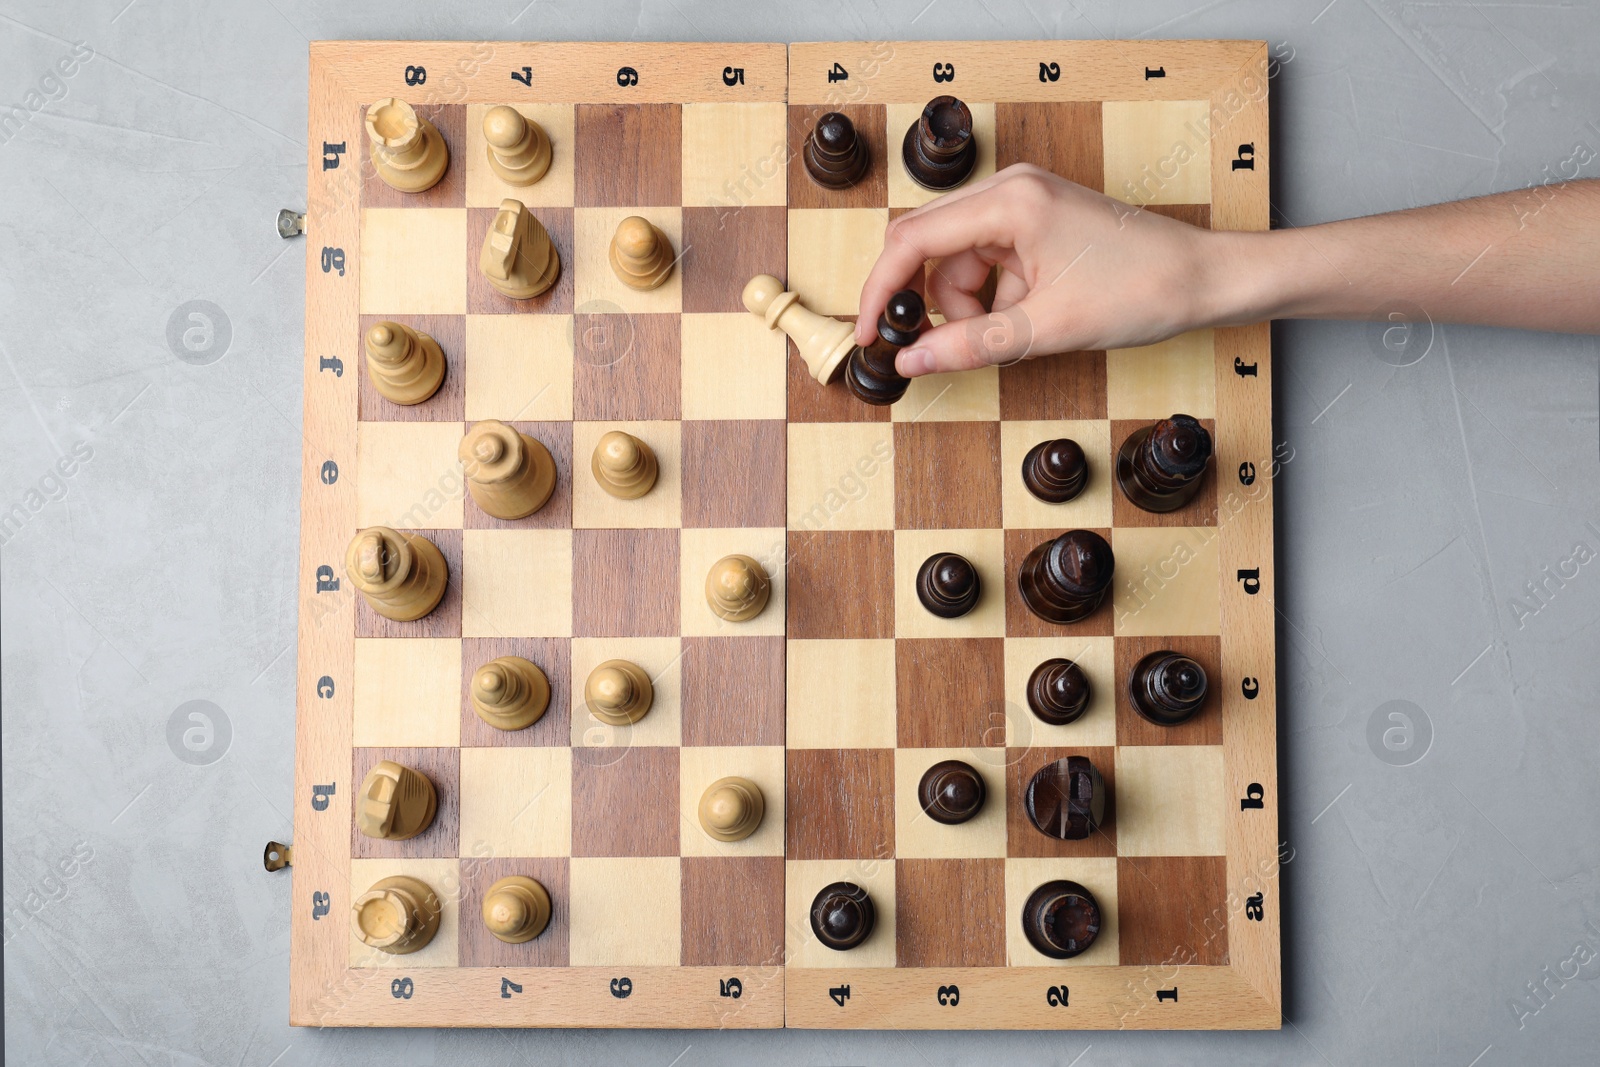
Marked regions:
[803,111,869,189]
[1024,755,1104,841]
[1027,658,1090,725]
[810,881,875,950]
[1128,649,1208,726]
[845,289,921,406]
[918,759,986,824]
[1022,880,1102,960]
[1022,438,1088,503]
[916,552,979,618]
[902,95,977,190]
[1115,414,1213,513]
[1016,529,1114,624]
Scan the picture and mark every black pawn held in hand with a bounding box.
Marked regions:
[846,289,922,406]
[1017,529,1114,624]
[803,111,869,189]
[902,95,977,190]
[1022,880,1102,960]
[916,551,979,618]
[1022,438,1088,503]
[1116,414,1213,513]
[810,881,875,950]
[1129,649,1208,726]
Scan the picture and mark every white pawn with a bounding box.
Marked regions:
[742,274,857,385]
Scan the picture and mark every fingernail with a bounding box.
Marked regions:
[897,347,931,376]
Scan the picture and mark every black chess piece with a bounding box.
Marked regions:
[1016,529,1114,624]
[918,759,986,824]
[1027,658,1090,725]
[1128,650,1208,726]
[916,551,979,618]
[1024,755,1104,841]
[902,95,977,190]
[845,289,921,406]
[810,881,875,950]
[1022,438,1088,503]
[1115,414,1213,513]
[803,111,869,189]
[1022,880,1102,959]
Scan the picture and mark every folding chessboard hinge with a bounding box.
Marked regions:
[277,208,307,239]
[263,840,292,871]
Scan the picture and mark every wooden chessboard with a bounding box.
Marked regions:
[292,38,1279,1031]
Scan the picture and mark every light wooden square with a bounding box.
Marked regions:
[573,207,684,315]
[570,637,683,749]
[786,208,887,317]
[1113,745,1226,857]
[465,103,577,208]
[787,422,895,531]
[1003,857,1118,967]
[886,101,998,208]
[1110,527,1221,637]
[352,638,462,747]
[464,314,575,422]
[893,528,1005,639]
[891,365,1000,422]
[360,208,467,315]
[457,746,572,858]
[679,527,787,637]
[893,747,1006,859]
[355,421,465,530]
[678,745,785,857]
[785,858,896,969]
[461,529,573,637]
[682,102,788,208]
[1002,636,1115,748]
[568,857,681,966]
[999,419,1113,529]
[786,639,896,749]
[680,313,786,421]
[1106,330,1216,419]
[1102,100,1212,206]
[571,420,682,528]
[349,857,462,968]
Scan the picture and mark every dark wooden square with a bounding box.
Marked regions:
[570,746,679,857]
[1003,527,1115,638]
[785,331,890,425]
[681,856,785,966]
[1110,419,1219,528]
[1113,635,1223,746]
[786,530,894,639]
[681,206,785,313]
[681,636,784,746]
[893,421,1002,529]
[786,104,888,210]
[895,858,1005,967]
[359,102,466,209]
[571,528,680,637]
[350,746,460,858]
[465,206,575,316]
[572,313,681,420]
[458,856,569,968]
[995,102,1104,192]
[1117,855,1229,967]
[895,638,1005,749]
[574,103,682,207]
[1004,745,1116,858]
[998,350,1107,421]
[354,528,463,638]
[786,748,894,860]
[1146,203,1211,229]
[356,314,466,422]
[462,421,573,530]
[681,420,785,528]
[458,637,572,748]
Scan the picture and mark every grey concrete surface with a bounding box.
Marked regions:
[3,1,1599,1063]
